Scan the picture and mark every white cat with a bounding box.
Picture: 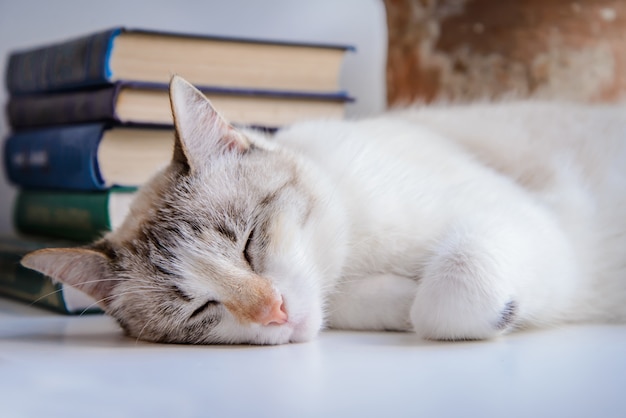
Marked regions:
[22,76,626,344]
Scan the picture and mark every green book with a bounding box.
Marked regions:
[14,188,136,242]
[0,235,101,314]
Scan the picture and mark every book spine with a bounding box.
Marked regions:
[0,248,72,314]
[7,86,119,129]
[3,124,107,191]
[14,190,113,242]
[6,28,121,95]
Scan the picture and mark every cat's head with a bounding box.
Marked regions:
[21,76,347,345]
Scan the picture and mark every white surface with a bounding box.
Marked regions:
[1,297,625,418]
[0,0,388,234]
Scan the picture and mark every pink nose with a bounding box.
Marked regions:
[258,297,288,326]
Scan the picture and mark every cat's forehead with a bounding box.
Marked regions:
[114,151,288,235]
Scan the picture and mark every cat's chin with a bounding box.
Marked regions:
[198,311,322,345]
[252,311,322,345]
[244,324,317,346]
[253,318,320,345]
[287,318,321,344]
[287,301,326,343]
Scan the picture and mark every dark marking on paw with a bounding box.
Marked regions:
[496,300,518,330]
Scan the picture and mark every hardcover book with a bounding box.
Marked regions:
[0,235,101,314]
[6,27,353,95]
[4,123,173,191]
[14,188,136,241]
[7,82,352,129]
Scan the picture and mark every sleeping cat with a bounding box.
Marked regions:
[21,76,626,344]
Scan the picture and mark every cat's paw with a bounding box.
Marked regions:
[410,273,519,341]
[410,225,519,340]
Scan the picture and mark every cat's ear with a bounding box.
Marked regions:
[21,247,117,307]
[169,75,250,171]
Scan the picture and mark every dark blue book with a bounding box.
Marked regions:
[7,81,353,129]
[6,27,354,95]
[4,123,173,191]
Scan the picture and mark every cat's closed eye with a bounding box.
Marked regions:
[243,228,255,269]
[170,284,220,320]
[189,300,220,319]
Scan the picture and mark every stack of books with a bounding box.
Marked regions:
[1,27,354,313]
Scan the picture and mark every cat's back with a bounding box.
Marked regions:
[395,101,626,191]
[274,101,626,304]
[276,101,626,204]
[274,110,476,181]
[278,101,626,200]
[276,99,626,250]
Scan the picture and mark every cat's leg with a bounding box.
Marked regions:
[327,274,418,331]
[410,213,578,340]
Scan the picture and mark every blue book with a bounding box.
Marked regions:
[4,123,173,191]
[6,27,354,95]
[7,81,353,129]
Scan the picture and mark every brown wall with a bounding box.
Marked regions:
[384,0,626,106]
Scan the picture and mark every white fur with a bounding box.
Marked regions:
[271,101,626,340]
[25,84,626,344]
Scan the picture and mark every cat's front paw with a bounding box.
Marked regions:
[410,226,520,340]
[411,277,519,341]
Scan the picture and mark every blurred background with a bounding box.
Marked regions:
[0,0,388,234]
[2,0,625,235]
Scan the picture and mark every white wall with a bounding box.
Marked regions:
[0,0,387,234]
